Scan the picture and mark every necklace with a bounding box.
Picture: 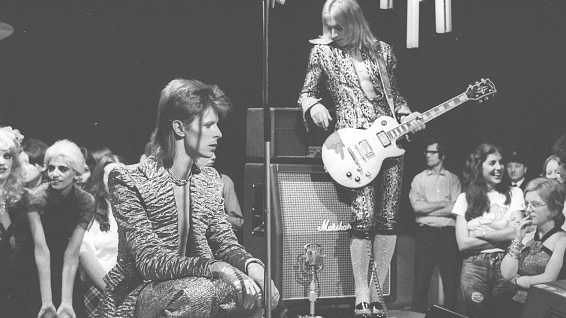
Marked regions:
[166,169,191,186]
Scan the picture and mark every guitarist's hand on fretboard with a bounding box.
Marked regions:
[401,111,426,134]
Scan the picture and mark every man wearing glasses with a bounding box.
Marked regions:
[409,138,462,313]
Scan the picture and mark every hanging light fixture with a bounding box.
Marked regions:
[435,0,452,33]
[382,0,452,48]
[380,0,394,10]
[0,7,14,41]
[0,21,14,40]
[407,0,420,48]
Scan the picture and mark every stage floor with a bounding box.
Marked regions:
[283,309,426,318]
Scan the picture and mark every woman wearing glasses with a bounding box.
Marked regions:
[452,143,524,318]
[501,178,566,317]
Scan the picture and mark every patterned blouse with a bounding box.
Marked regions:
[298,40,411,130]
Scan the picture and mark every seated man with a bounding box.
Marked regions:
[94,78,278,318]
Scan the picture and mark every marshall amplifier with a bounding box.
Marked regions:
[243,163,395,310]
[522,280,566,318]
[245,108,334,161]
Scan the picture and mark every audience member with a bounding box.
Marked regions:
[197,154,244,237]
[543,154,561,181]
[452,143,524,318]
[501,178,566,317]
[79,147,95,188]
[94,78,278,317]
[20,137,48,190]
[551,134,566,184]
[139,131,157,163]
[409,138,461,313]
[26,139,95,318]
[80,154,125,317]
[505,149,529,191]
[0,126,36,317]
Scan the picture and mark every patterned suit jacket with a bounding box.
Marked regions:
[94,156,254,317]
[298,40,411,131]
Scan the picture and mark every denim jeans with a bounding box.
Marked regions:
[460,252,516,318]
[412,225,461,313]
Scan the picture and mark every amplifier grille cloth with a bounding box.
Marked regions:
[277,171,390,300]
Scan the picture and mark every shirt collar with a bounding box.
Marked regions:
[426,167,446,176]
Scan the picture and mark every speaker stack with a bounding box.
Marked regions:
[244,108,396,312]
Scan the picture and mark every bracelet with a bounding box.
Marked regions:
[244,258,265,274]
[507,238,524,259]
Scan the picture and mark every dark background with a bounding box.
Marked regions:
[1,0,565,227]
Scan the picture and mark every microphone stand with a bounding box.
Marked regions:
[298,243,325,318]
[262,0,272,317]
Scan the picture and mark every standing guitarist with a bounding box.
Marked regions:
[298,0,425,317]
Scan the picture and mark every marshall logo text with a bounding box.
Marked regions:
[317,220,351,232]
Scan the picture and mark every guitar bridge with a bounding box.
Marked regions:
[355,140,375,161]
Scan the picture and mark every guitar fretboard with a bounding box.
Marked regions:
[386,92,469,140]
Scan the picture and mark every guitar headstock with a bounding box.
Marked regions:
[466,78,497,102]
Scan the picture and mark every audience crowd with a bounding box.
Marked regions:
[1,120,566,318]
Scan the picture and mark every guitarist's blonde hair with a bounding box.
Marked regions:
[319,0,379,52]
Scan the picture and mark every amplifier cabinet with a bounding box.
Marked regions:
[522,280,566,318]
[245,108,334,160]
[243,163,395,309]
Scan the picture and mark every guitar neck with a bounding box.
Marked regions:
[387,92,469,140]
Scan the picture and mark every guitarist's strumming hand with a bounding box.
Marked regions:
[401,111,426,134]
[309,104,333,131]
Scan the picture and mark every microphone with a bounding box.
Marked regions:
[302,243,324,271]
[298,243,325,318]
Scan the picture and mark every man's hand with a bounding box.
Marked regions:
[309,104,333,131]
[211,262,262,310]
[401,111,425,133]
[247,263,280,309]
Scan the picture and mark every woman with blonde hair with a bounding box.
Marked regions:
[542,154,561,181]
[26,139,95,318]
[0,126,31,316]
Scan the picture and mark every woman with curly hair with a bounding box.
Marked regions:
[0,126,30,316]
[80,154,124,317]
[452,143,525,318]
[26,139,95,318]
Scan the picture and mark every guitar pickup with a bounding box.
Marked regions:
[377,131,391,147]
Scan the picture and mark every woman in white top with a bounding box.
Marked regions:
[80,154,124,317]
[452,143,524,318]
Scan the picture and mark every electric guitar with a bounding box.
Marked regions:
[321,78,497,188]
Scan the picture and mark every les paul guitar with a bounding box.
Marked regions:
[322,78,497,188]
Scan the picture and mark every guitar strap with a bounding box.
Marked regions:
[375,49,399,124]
